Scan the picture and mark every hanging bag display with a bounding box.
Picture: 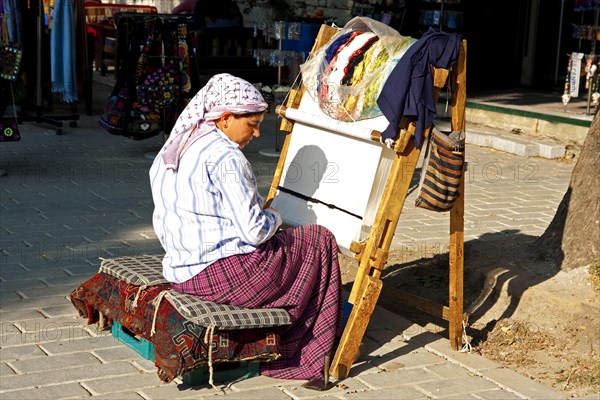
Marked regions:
[0,14,22,82]
[124,19,175,140]
[0,83,21,142]
[0,44,22,81]
[98,84,133,136]
[99,15,187,140]
[0,118,19,142]
[124,100,162,140]
[99,17,163,139]
[1,13,24,142]
[135,37,180,110]
[414,126,465,212]
[98,17,137,136]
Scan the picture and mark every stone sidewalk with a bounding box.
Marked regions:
[0,84,582,399]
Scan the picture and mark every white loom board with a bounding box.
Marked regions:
[279,94,389,217]
[273,92,395,252]
[271,191,363,254]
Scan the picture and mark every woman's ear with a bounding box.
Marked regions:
[217,112,233,130]
[222,112,234,124]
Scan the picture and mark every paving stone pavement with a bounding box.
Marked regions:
[0,81,581,399]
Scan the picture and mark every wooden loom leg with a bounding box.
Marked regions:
[330,276,382,379]
[264,83,303,208]
[331,138,422,380]
[448,40,467,350]
[449,177,465,349]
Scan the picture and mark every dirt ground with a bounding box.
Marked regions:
[338,238,600,398]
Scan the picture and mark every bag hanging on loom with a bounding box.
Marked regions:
[414,127,465,212]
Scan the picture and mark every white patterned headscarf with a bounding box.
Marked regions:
[160,73,268,171]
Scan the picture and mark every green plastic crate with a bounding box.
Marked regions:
[111,322,155,361]
[182,362,260,386]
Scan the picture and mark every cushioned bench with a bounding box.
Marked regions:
[70,254,291,384]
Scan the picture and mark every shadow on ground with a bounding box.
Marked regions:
[341,229,561,347]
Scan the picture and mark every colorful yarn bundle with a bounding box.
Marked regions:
[315,29,415,121]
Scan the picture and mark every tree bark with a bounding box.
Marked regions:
[534,113,600,271]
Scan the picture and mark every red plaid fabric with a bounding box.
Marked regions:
[171,224,342,380]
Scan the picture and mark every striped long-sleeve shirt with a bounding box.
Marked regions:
[149,129,282,283]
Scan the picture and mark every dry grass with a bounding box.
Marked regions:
[590,260,600,292]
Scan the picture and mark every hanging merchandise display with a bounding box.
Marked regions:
[585,53,597,89]
[134,23,181,110]
[98,85,132,136]
[1,10,21,143]
[176,23,192,94]
[50,0,78,103]
[0,118,20,142]
[0,43,22,81]
[0,0,82,137]
[569,52,584,98]
[562,52,600,113]
[563,56,572,106]
[253,22,304,71]
[589,58,600,109]
[569,0,600,114]
[98,14,196,140]
[125,17,166,139]
[573,0,600,12]
[0,83,21,142]
[417,0,463,35]
[0,14,22,82]
[99,17,162,139]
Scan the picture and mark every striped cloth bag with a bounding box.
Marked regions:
[415,127,466,212]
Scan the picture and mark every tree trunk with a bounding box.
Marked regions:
[534,113,600,271]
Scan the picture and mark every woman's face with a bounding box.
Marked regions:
[219,112,265,149]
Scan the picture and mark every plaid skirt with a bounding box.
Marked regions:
[171,224,342,380]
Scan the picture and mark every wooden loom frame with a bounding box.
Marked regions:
[264,25,468,380]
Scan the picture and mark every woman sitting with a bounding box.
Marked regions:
[149,73,342,380]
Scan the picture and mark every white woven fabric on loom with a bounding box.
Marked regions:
[272,94,393,253]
